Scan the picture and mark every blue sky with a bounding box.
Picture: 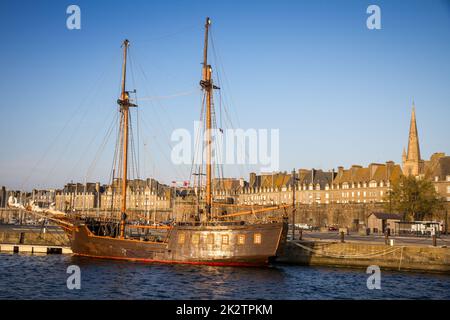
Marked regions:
[1,0,449,190]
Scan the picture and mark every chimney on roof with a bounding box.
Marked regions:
[369,163,383,179]
[386,161,394,179]
[249,172,256,186]
[338,166,344,176]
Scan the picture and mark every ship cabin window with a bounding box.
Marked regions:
[237,234,245,245]
[254,233,262,244]
[178,233,185,244]
[207,234,214,245]
[192,234,200,245]
[222,235,229,245]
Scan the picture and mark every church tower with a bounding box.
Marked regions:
[402,103,424,176]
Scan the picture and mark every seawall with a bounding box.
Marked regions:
[278,240,450,273]
[0,226,70,247]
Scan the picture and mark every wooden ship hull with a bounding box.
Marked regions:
[70,221,288,267]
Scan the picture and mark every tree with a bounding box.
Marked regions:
[384,175,443,221]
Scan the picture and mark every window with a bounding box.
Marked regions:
[222,235,229,245]
[447,186,450,194]
[254,233,262,244]
[178,233,185,244]
[238,234,245,245]
[369,181,377,188]
[192,234,200,244]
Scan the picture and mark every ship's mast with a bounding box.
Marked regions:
[201,17,213,220]
[118,39,136,238]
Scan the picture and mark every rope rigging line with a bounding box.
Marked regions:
[128,48,141,180]
[85,111,119,180]
[209,29,254,180]
[67,108,117,181]
[131,52,193,181]
[19,51,121,190]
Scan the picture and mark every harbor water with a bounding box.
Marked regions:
[0,253,449,299]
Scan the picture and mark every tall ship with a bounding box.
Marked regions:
[62,18,289,266]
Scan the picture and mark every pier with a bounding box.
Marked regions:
[278,235,450,273]
[0,223,71,255]
[0,244,72,254]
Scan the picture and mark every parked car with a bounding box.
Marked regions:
[328,225,339,231]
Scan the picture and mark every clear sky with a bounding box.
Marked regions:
[1,0,449,190]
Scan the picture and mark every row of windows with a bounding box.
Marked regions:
[341,191,383,198]
[338,181,386,189]
[178,233,262,246]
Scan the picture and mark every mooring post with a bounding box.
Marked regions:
[432,234,437,247]
[340,231,345,243]
[384,231,389,245]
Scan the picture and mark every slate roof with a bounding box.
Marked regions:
[333,163,402,185]
[369,212,403,220]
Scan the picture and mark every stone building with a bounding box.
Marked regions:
[212,178,245,204]
[426,153,450,202]
[55,178,172,213]
[296,169,335,204]
[330,162,402,204]
[55,182,102,211]
[31,189,56,208]
[367,212,403,234]
[100,178,171,212]
[238,171,293,206]
[237,169,335,206]
[0,186,6,208]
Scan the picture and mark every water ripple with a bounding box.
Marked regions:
[0,253,449,299]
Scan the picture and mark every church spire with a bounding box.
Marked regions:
[406,103,421,161]
[402,102,423,176]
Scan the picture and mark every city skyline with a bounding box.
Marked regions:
[1,0,450,190]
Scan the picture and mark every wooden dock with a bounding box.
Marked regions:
[0,243,72,254]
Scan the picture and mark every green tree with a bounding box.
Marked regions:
[384,175,443,221]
